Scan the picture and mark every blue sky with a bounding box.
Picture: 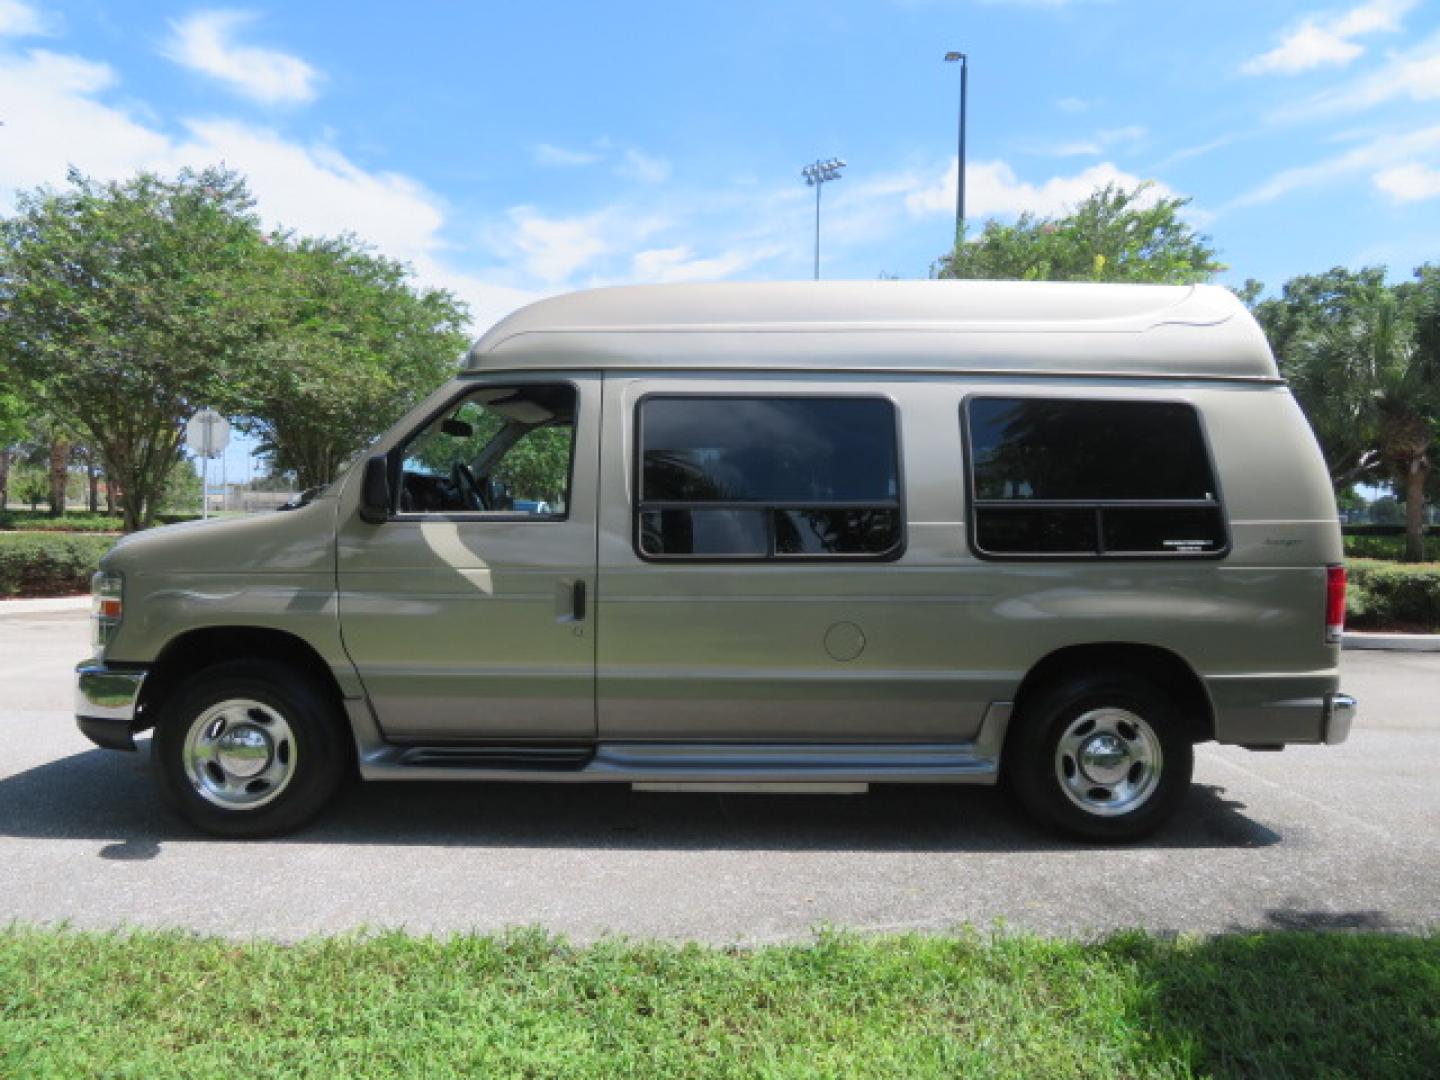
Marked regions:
[1,0,1437,478]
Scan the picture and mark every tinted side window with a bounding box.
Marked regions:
[637,396,902,559]
[966,397,1226,558]
[970,399,1216,502]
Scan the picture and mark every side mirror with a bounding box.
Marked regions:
[358,454,391,524]
[441,418,474,438]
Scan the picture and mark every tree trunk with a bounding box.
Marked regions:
[87,454,100,513]
[1404,460,1430,563]
[48,439,70,518]
[0,447,10,512]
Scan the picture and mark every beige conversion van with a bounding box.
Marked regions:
[76,281,1356,840]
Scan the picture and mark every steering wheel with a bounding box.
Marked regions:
[451,462,486,510]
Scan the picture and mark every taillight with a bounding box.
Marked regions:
[1325,564,1346,645]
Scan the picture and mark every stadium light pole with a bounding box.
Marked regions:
[801,157,846,280]
[944,51,968,245]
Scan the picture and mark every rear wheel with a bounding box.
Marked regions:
[152,659,348,838]
[1007,672,1193,841]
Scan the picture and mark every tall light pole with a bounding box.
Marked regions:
[801,157,846,280]
[944,51,968,244]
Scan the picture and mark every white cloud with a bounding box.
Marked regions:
[632,242,786,283]
[1243,0,1416,75]
[163,10,319,105]
[976,0,1105,6]
[615,148,671,184]
[904,158,1168,219]
[1232,123,1440,204]
[0,0,50,36]
[1037,125,1146,157]
[490,207,672,284]
[1265,32,1440,121]
[505,209,613,283]
[169,120,445,264]
[1373,162,1440,201]
[0,41,535,333]
[0,49,173,193]
[532,142,601,167]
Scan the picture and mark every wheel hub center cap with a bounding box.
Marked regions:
[1079,733,1131,784]
[215,724,272,779]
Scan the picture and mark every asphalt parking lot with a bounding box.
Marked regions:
[2,604,1436,943]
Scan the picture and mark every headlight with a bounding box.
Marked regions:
[91,571,124,654]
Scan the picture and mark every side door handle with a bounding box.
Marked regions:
[572,580,587,621]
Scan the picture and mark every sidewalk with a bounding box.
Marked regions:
[1343,631,1440,653]
[0,595,90,614]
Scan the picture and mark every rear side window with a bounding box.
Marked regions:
[965,397,1227,557]
[636,396,903,559]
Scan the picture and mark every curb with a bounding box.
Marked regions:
[1343,632,1440,653]
[0,595,90,614]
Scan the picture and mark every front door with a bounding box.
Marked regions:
[337,374,600,742]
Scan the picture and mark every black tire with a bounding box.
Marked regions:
[151,659,348,838]
[1006,671,1193,842]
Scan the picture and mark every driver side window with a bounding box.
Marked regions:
[396,384,576,518]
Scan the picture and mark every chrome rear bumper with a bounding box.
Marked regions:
[75,659,147,751]
[1323,692,1357,745]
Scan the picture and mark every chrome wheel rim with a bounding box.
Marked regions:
[182,699,297,811]
[1055,707,1162,817]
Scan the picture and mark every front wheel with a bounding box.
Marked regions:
[151,659,348,838]
[1006,672,1194,841]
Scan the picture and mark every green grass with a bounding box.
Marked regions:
[2,927,1436,1078]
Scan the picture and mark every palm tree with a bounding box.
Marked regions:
[1309,283,1439,562]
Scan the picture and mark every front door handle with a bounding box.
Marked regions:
[572,580,587,621]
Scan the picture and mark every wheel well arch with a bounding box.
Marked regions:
[134,626,346,733]
[1010,643,1214,744]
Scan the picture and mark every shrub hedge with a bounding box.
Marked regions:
[1347,559,1440,631]
[0,533,116,597]
[1343,532,1440,562]
[0,510,199,533]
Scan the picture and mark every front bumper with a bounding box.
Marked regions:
[75,659,148,751]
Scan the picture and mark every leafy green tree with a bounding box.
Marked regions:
[1367,495,1403,524]
[492,427,571,506]
[161,458,204,514]
[1259,266,1439,561]
[934,182,1223,284]
[0,167,270,530]
[1253,268,1390,493]
[0,386,29,511]
[240,235,469,490]
[12,464,47,510]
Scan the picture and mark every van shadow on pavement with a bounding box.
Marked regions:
[0,741,1281,856]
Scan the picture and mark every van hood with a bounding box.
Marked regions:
[102,498,337,578]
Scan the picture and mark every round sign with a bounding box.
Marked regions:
[186,409,231,459]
